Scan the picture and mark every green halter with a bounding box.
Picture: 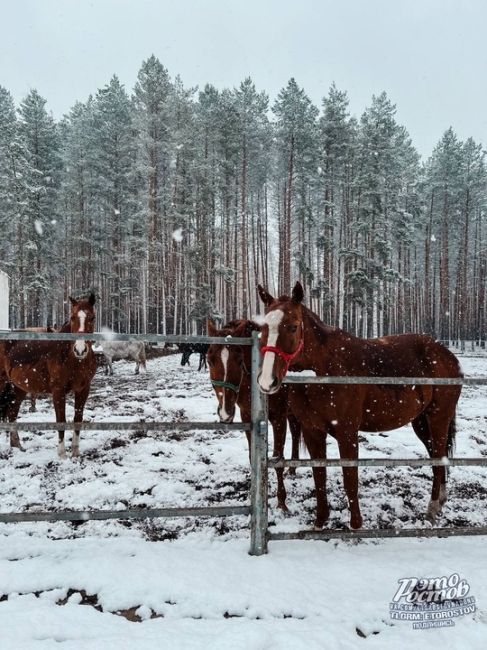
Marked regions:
[211,379,240,394]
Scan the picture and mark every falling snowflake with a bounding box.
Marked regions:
[34,220,43,235]
[172,228,184,243]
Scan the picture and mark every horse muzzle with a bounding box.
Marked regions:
[257,372,281,395]
[217,404,235,423]
[73,342,89,360]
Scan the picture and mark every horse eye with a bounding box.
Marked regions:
[289,325,298,333]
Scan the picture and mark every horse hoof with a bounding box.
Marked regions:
[71,449,80,459]
[277,502,289,513]
[313,523,324,531]
[286,468,297,476]
[426,500,440,524]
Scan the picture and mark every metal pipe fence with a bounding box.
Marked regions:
[259,372,487,550]
[0,330,265,554]
[2,329,487,554]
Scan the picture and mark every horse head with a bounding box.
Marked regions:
[257,281,305,394]
[69,292,96,360]
[207,319,252,423]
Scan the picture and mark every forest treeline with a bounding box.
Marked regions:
[0,55,486,339]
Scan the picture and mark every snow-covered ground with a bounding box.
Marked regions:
[1,354,486,648]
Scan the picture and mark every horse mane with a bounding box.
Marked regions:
[216,319,260,338]
[301,305,339,345]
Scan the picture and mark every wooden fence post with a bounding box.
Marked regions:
[249,330,268,555]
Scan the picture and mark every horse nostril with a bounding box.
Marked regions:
[270,377,279,389]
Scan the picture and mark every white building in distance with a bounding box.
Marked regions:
[0,270,9,330]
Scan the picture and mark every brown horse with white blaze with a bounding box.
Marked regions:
[0,294,97,458]
[207,319,301,511]
[257,281,462,530]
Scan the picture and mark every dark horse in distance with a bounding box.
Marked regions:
[0,294,97,458]
[257,281,462,530]
[179,342,209,371]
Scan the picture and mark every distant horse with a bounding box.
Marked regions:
[257,282,462,529]
[100,340,147,375]
[179,342,209,371]
[207,319,301,511]
[0,295,97,458]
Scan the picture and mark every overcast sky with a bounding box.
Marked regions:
[1,0,486,156]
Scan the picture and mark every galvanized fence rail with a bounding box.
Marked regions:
[0,330,268,555]
[2,329,487,554]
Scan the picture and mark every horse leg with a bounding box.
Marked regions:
[7,387,27,451]
[412,412,442,514]
[134,359,140,375]
[29,395,37,413]
[411,413,433,457]
[421,407,452,523]
[270,413,289,512]
[287,413,301,476]
[302,428,329,529]
[336,431,363,530]
[72,385,90,458]
[244,429,251,462]
[52,388,67,459]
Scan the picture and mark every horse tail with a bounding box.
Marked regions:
[0,381,15,420]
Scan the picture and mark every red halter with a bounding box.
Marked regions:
[261,339,304,377]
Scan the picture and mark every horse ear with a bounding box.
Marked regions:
[88,292,96,306]
[257,284,274,307]
[69,296,77,306]
[207,319,218,337]
[292,281,304,304]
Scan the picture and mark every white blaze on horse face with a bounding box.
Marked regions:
[74,309,88,357]
[258,309,284,392]
[220,346,230,421]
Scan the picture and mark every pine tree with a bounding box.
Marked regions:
[0,86,27,325]
[273,78,319,294]
[18,89,61,325]
[133,55,173,333]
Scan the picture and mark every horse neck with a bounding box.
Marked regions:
[242,319,258,376]
[300,307,359,374]
[59,321,71,333]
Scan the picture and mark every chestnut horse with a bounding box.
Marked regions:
[257,282,462,530]
[207,319,301,511]
[0,295,97,458]
[0,327,56,414]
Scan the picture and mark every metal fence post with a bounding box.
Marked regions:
[249,330,268,555]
